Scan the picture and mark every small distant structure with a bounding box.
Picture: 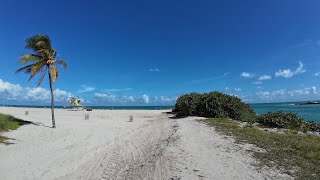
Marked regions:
[68,97,83,107]
[63,97,85,111]
[129,115,133,122]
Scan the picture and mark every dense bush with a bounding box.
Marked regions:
[173,91,256,122]
[257,111,320,132]
[303,121,320,132]
[257,111,303,129]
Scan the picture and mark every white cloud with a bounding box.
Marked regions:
[0,79,175,105]
[311,86,317,94]
[149,68,160,72]
[78,85,95,93]
[94,93,117,102]
[93,92,175,105]
[253,86,319,102]
[314,72,320,76]
[252,81,262,85]
[225,87,241,92]
[103,88,133,92]
[257,91,270,96]
[142,94,149,103]
[0,79,72,103]
[126,96,135,102]
[153,96,178,104]
[275,61,306,78]
[240,72,255,78]
[287,87,318,97]
[258,75,272,80]
[275,69,293,78]
[272,89,286,96]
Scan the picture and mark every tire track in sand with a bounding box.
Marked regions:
[88,113,177,180]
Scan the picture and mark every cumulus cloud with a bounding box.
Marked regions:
[149,68,160,72]
[94,93,117,102]
[287,87,317,96]
[78,85,95,93]
[275,61,306,78]
[240,72,255,78]
[141,94,149,103]
[253,86,319,102]
[258,75,272,80]
[92,92,175,105]
[0,79,72,103]
[126,96,135,102]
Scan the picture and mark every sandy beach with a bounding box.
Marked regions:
[0,107,291,180]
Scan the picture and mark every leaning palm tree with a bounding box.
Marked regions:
[16,34,67,128]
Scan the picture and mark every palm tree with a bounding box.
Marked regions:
[16,34,67,128]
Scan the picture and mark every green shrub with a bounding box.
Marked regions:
[0,114,21,131]
[173,92,202,117]
[257,111,304,129]
[302,121,320,132]
[173,91,256,122]
[0,113,31,144]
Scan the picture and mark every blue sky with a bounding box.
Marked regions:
[1,0,320,105]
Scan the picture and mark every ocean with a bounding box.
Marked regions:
[2,102,320,123]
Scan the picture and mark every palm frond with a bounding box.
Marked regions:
[37,49,51,58]
[19,54,43,64]
[25,34,52,51]
[51,48,57,58]
[28,62,46,82]
[55,59,67,69]
[16,64,33,74]
[36,68,47,88]
[51,65,58,83]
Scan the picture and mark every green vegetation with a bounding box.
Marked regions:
[258,111,320,132]
[202,118,320,180]
[173,92,256,123]
[0,113,30,144]
[174,92,320,178]
[173,92,320,132]
[16,34,68,128]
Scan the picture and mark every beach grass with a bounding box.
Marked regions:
[201,118,320,180]
[0,113,30,144]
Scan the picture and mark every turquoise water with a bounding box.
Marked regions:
[250,102,320,123]
[3,103,320,122]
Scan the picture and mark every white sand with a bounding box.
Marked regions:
[0,107,291,180]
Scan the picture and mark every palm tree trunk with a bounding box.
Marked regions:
[48,66,56,128]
